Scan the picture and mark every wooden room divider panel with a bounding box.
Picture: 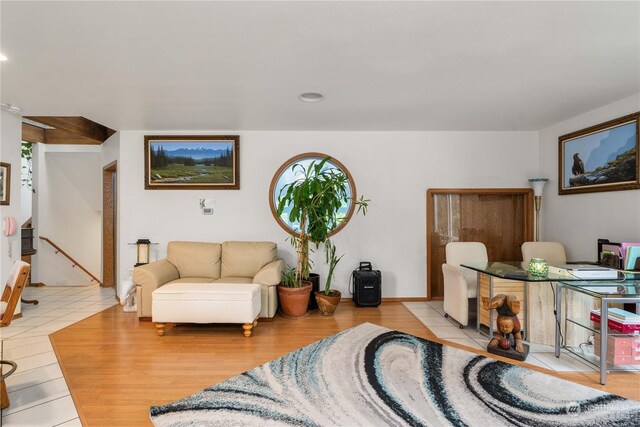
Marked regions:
[426,188,534,300]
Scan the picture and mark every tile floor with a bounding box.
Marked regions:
[403,300,640,373]
[1,285,117,427]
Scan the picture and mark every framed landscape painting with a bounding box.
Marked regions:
[144,135,239,190]
[558,112,639,195]
[0,162,10,205]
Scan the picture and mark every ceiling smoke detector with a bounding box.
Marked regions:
[299,92,324,103]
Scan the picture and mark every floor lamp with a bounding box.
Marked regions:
[528,178,548,242]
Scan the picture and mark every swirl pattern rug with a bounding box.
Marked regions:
[150,322,640,426]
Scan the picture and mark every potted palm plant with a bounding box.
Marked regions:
[276,157,368,317]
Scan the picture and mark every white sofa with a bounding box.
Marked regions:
[133,241,284,320]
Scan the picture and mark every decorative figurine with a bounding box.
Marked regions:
[482,294,529,361]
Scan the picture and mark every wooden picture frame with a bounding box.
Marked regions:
[144,135,239,190]
[0,162,10,205]
[558,112,639,195]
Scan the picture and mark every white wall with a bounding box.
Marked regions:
[539,94,640,261]
[116,130,539,298]
[35,145,102,286]
[0,109,23,311]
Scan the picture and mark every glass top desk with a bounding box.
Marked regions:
[460,262,637,342]
[462,262,639,384]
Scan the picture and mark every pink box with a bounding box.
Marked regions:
[594,335,640,364]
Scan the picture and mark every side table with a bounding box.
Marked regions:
[555,279,640,385]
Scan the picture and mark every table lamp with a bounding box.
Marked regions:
[528,178,548,242]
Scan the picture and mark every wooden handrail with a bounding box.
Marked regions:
[38,236,102,285]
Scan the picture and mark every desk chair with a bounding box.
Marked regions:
[1,260,30,327]
[521,241,567,265]
[442,242,488,327]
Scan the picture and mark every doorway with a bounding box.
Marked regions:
[102,161,117,288]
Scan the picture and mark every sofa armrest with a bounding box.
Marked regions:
[252,259,284,286]
[133,259,179,318]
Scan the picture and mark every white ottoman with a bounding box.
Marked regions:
[152,283,261,337]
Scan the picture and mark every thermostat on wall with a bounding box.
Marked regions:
[199,198,214,215]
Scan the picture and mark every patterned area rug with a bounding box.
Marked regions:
[150,323,640,426]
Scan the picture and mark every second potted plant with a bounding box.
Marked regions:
[316,239,343,315]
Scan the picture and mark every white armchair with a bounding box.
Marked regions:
[521,241,567,264]
[442,242,488,328]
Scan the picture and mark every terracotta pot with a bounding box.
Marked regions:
[277,281,312,319]
[315,290,342,316]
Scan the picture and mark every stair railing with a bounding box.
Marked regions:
[38,236,102,285]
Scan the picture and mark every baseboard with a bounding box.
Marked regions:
[382,297,428,302]
[29,282,46,287]
[138,317,152,322]
[337,297,428,304]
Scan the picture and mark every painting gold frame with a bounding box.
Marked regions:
[0,162,11,205]
[558,112,639,195]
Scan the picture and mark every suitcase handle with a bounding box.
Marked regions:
[359,261,372,271]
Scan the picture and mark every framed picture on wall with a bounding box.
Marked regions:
[558,112,639,195]
[144,135,240,190]
[0,162,10,205]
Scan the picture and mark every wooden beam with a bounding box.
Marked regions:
[43,128,103,145]
[22,123,45,144]
[24,116,115,143]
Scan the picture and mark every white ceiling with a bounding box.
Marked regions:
[1,1,639,131]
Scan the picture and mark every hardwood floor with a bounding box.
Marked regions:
[50,302,639,426]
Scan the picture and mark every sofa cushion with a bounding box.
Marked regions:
[168,277,215,285]
[167,241,221,279]
[153,282,260,302]
[221,241,277,278]
[213,276,253,284]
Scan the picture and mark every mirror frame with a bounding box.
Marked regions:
[268,152,358,238]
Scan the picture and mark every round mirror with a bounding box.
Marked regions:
[269,152,357,237]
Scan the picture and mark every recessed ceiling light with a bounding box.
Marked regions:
[0,54,7,61]
[299,92,324,103]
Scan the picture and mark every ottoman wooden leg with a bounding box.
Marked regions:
[243,317,258,337]
[243,323,254,338]
[155,323,166,336]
